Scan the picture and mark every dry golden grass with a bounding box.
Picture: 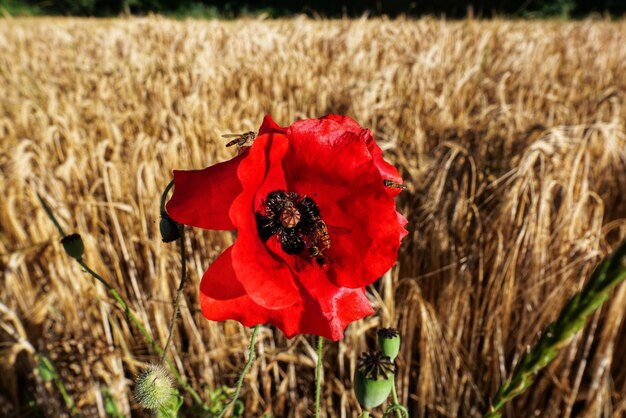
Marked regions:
[1,16,626,418]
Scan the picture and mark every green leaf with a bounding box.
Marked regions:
[102,387,124,418]
[37,356,56,382]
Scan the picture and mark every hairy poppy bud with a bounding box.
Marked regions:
[354,351,395,410]
[61,233,84,260]
[159,213,180,243]
[377,328,401,361]
[134,365,180,412]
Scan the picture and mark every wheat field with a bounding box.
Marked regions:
[1,16,626,417]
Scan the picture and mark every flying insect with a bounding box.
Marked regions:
[222,131,256,148]
[383,179,407,190]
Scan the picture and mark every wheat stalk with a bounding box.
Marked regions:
[485,239,626,417]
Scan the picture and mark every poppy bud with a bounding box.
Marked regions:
[232,400,245,416]
[134,365,179,411]
[61,233,84,260]
[354,351,395,410]
[377,328,401,361]
[159,213,180,243]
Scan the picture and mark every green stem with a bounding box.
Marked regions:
[77,260,153,349]
[484,239,626,417]
[161,224,186,363]
[360,411,370,418]
[38,195,206,408]
[391,385,403,418]
[75,259,203,405]
[315,336,324,418]
[160,179,175,215]
[37,193,66,236]
[384,403,410,418]
[217,325,260,418]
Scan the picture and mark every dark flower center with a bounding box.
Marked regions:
[256,190,330,267]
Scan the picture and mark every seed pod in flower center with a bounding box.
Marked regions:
[280,206,301,228]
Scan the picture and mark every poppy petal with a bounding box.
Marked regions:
[320,114,404,192]
[166,153,246,230]
[199,246,302,336]
[397,212,409,242]
[229,132,301,309]
[200,246,372,340]
[258,115,287,136]
[199,246,274,326]
[287,260,375,341]
[283,120,403,288]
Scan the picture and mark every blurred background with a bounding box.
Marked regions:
[1,0,625,18]
[1,2,626,418]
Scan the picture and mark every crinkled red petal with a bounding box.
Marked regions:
[260,114,403,195]
[266,232,376,340]
[166,152,246,230]
[200,246,373,340]
[319,114,404,192]
[397,212,409,243]
[291,266,374,340]
[199,246,280,327]
[228,132,302,309]
[258,115,287,136]
[283,118,404,288]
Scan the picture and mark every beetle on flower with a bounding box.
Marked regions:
[166,114,408,341]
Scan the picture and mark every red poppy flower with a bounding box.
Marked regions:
[166,115,407,341]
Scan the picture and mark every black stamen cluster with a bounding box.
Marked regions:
[256,190,321,255]
[377,328,400,339]
[357,351,396,380]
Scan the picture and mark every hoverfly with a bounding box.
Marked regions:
[383,179,407,190]
[308,220,331,267]
[314,220,331,252]
[308,245,327,267]
[222,131,256,148]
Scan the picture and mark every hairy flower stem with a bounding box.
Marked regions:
[217,325,260,418]
[160,179,175,214]
[161,224,185,362]
[76,259,204,406]
[484,239,626,418]
[384,385,409,418]
[160,179,186,363]
[37,194,67,236]
[38,195,206,408]
[391,384,399,405]
[315,336,324,418]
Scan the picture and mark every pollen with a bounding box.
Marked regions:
[280,206,301,228]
